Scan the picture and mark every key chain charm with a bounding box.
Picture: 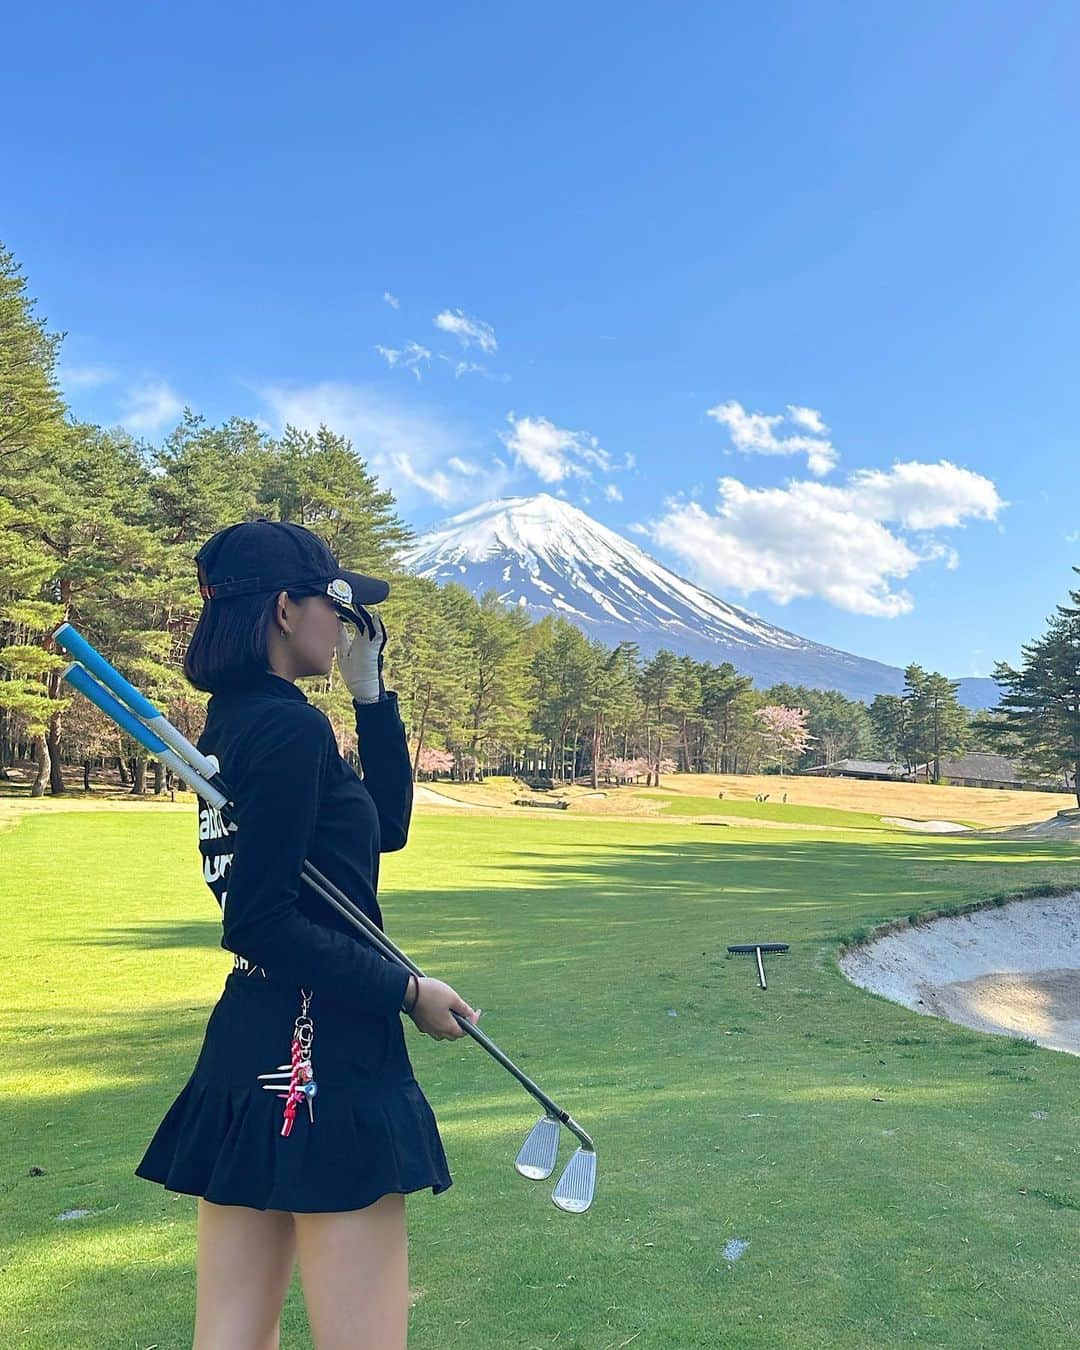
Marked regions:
[255,988,317,1137]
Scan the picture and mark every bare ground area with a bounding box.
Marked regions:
[4,765,1077,831]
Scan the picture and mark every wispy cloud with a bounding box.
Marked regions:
[435,354,510,383]
[258,380,512,508]
[434,308,497,354]
[60,362,116,391]
[501,413,613,484]
[375,341,432,381]
[646,461,1005,618]
[604,483,623,502]
[119,381,185,434]
[383,291,401,309]
[707,399,838,476]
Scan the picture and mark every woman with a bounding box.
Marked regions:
[135,517,479,1349]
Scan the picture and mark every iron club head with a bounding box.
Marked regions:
[515,1115,561,1180]
[552,1146,596,1213]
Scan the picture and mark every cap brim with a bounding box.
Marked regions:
[336,571,390,605]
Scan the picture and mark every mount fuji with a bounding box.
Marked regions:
[397,493,997,709]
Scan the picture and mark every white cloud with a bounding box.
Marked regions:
[604,483,623,502]
[501,413,612,484]
[119,381,184,434]
[707,399,838,475]
[383,291,401,309]
[258,380,512,508]
[1067,529,1080,544]
[845,460,1005,529]
[375,341,431,381]
[646,461,1005,618]
[61,362,116,390]
[787,404,828,434]
[434,308,497,354]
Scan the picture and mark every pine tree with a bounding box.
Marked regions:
[991,568,1080,803]
[0,243,71,788]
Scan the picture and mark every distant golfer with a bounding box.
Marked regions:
[135,518,479,1349]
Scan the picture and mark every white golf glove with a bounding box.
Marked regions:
[334,605,388,704]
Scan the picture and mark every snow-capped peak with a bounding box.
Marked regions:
[395,492,997,706]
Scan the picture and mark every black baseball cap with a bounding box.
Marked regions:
[194,518,389,621]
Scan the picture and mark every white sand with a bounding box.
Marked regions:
[880,816,970,833]
[839,893,1080,1055]
[413,785,489,808]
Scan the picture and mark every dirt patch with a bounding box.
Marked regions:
[840,893,1080,1055]
[880,816,971,833]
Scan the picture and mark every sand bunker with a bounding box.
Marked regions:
[880,816,970,833]
[995,809,1080,840]
[413,785,489,809]
[840,893,1080,1055]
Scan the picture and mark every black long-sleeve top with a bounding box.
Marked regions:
[195,669,414,1017]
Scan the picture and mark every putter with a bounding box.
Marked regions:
[727,942,789,990]
[53,623,597,1213]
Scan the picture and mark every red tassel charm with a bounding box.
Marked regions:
[256,989,317,1137]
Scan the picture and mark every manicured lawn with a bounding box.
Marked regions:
[639,789,902,830]
[1,807,1078,1347]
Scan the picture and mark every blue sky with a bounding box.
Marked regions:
[5,2,1079,678]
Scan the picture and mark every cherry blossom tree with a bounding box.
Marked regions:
[755,705,812,774]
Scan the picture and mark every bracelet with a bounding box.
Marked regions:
[401,973,419,1014]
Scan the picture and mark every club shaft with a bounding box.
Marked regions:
[55,628,594,1153]
[295,850,595,1150]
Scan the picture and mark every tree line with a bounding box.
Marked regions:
[2,241,1077,802]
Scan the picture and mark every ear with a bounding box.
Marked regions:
[275,589,291,635]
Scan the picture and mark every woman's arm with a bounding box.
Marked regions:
[221,703,412,1016]
[353,688,414,852]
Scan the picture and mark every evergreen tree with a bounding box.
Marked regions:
[991,568,1080,802]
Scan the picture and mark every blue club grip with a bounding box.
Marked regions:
[52,623,161,721]
[61,662,168,755]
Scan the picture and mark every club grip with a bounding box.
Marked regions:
[52,623,161,721]
[61,662,168,754]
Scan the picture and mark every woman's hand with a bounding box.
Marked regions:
[334,604,387,703]
[408,977,481,1040]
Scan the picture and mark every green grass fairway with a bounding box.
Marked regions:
[642,789,891,830]
[638,790,981,832]
[2,808,1079,1347]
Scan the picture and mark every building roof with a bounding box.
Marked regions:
[919,752,1024,783]
[801,758,906,776]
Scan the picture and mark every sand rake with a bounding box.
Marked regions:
[52,622,597,1214]
[727,942,790,990]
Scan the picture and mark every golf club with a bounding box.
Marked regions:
[52,622,597,1212]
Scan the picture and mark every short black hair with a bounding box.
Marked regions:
[183,587,319,695]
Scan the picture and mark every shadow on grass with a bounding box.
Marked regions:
[5,820,1079,1345]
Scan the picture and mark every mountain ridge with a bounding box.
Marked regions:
[397,492,998,709]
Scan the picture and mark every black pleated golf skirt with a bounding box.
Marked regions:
[134,970,453,1212]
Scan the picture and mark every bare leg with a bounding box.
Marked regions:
[193,1199,297,1350]
[293,1192,409,1350]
